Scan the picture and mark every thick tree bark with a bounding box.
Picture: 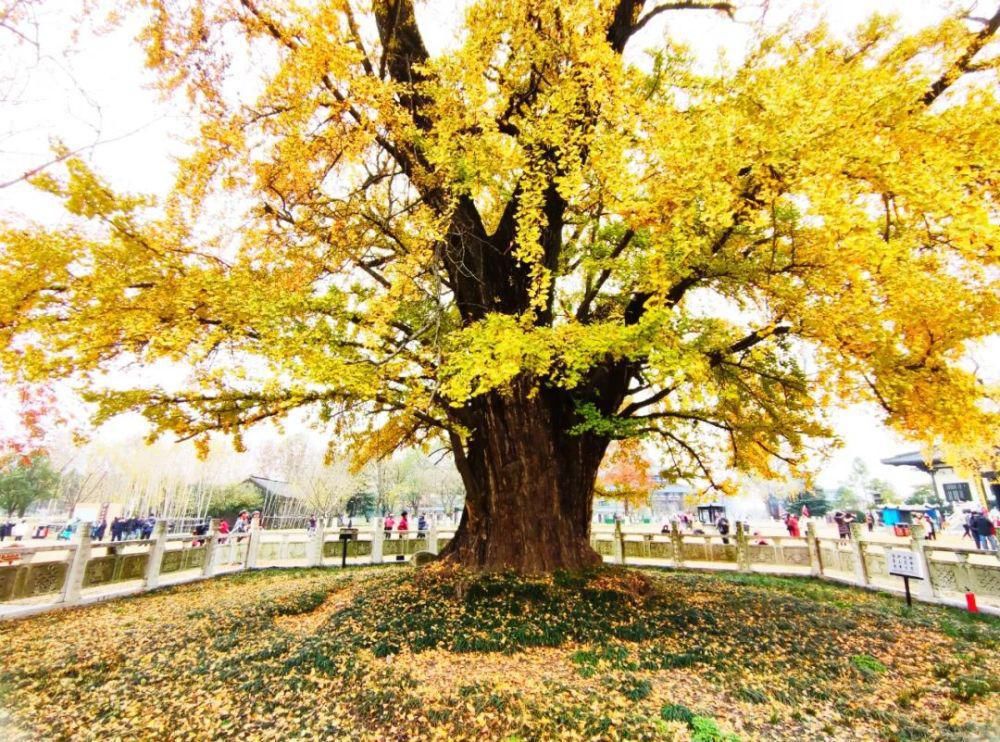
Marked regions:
[369,0,655,572]
[438,377,613,573]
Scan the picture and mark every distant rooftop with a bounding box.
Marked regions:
[244,476,305,500]
[880,451,945,472]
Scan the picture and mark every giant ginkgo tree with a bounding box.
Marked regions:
[2,1,998,571]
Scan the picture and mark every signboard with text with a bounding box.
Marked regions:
[888,549,924,579]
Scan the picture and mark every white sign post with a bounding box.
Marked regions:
[887,548,924,607]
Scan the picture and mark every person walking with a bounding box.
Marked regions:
[974,511,998,551]
[233,511,250,543]
[217,518,230,545]
[397,511,409,536]
[716,515,730,545]
[11,520,27,542]
[865,512,875,533]
[784,513,800,538]
[965,511,981,549]
[922,512,937,540]
[834,511,854,543]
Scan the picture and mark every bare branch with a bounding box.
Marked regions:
[630,2,735,39]
[922,5,1000,106]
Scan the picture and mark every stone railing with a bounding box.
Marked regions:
[0,517,458,617]
[591,521,1000,610]
[3,517,997,618]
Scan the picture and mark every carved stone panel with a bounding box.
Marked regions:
[27,562,68,596]
[84,556,117,587]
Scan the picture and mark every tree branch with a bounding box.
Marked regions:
[576,229,635,322]
[630,2,735,39]
[922,5,1000,106]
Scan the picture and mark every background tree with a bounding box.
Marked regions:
[867,478,901,506]
[905,483,944,509]
[841,457,900,507]
[56,468,105,518]
[0,455,59,516]
[831,485,863,513]
[788,489,831,518]
[596,442,656,515]
[422,462,466,518]
[344,490,376,520]
[2,1,999,571]
[295,460,362,520]
[196,482,263,523]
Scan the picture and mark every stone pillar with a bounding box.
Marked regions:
[245,513,262,569]
[613,519,624,566]
[736,522,750,572]
[428,517,439,555]
[307,522,325,567]
[144,520,168,589]
[849,523,869,586]
[908,523,936,601]
[371,518,384,564]
[61,521,93,605]
[806,521,821,577]
[670,522,685,567]
[202,519,219,578]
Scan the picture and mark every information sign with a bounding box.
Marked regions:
[887,549,923,579]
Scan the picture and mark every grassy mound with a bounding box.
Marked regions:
[1,566,998,740]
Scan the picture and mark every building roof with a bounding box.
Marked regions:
[880,451,945,472]
[243,476,305,500]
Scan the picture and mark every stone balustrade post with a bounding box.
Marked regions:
[908,523,936,601]
[61,521,93,605]
[613,520,624,565]
[428,517,439,555]
[735,522,750,572]
[806,521,821,577]
[670,522,684,567]
[202,519,219,577]
[245,513,262,570]
[307,523,325,567]
[849,523,869,586]
[371,518,384,564]
[144,520,168,589]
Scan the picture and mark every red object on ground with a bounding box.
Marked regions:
[965,592,979,613]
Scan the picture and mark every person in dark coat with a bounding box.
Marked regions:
[716,516,730,545]
[973,511,998,551]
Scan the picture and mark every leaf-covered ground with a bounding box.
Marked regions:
[1,565,998,741]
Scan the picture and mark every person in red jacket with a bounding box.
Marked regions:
[784,513,800,538]
[217,518,230,544]
[397,511,409,536]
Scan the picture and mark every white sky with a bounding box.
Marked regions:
[2,0,996,495]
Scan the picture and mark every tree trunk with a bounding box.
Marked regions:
[439,377,611,573]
